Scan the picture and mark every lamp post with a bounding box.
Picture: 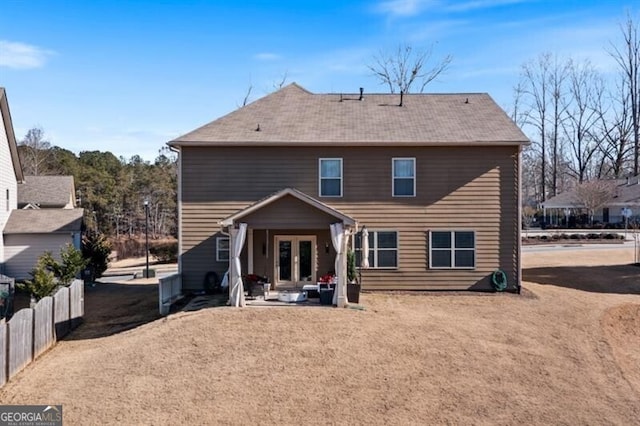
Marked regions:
[144,199,149,278]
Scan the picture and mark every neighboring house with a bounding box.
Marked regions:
[3,209,83,279]
[168,83,529,296]
[18,175,76,209]
[3,176,83,280]
[542,176,640,225]
[0,88,25,275]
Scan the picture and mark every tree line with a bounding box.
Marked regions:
[514,13,639,206]
[18,128,177,241]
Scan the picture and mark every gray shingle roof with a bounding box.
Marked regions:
[18,175,75,208]
[542,178,640,208]
[3,209,83,234]
[169,83,529,146]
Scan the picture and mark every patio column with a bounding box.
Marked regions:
[330,222,348,307]
[229,222,248,307]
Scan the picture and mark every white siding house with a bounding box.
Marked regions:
[0,88,25,273]
[1,87,82,280]
[3,209,84,279]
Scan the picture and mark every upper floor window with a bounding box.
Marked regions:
[355,230,398,269]
[319,158,342,197]
[393,158,415,197]
[429,231,475,269]
[216,236,230,262]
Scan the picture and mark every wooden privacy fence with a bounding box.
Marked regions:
[0,279,84,388]
[159,273,182,316]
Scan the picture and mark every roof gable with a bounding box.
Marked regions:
[18,175,76,208]
[170,83,529,147]
[220,188,356,227]
[0,87,25,182]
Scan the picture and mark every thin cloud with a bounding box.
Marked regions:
[254,52,282,61]
[375,0,434,17]
[0,40,55,69]
[375,0,532,17]
[445,0,530,13]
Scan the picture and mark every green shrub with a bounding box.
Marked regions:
[347,250,357,282]
[18,260,58,301]
[149,241,178,263]
[41,244,87,285]
[82,233,112,282]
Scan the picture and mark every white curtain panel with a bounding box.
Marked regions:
[229,222,248,307]
[361,227,370,269]
[330,222,348,307]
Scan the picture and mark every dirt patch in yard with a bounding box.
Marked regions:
[69,281,161,340]
[601,303,640,396]
[0,247,639,425]
[523,264,640,294]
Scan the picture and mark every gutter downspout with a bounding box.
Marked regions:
[169,144,182,278]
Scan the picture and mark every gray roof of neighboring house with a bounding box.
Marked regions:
[542,177,640,208]
[3,209,83,234]
[18,175,75,208]
[169,83,529,147]
[0,87,24,182]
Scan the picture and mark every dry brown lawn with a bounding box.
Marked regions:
[0,247,639,425]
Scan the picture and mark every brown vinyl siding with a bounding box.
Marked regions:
[180,145,519,291]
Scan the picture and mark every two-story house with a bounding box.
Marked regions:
[1,87,83,280]
[168,83,529,305]
[0,88,25,275]
[3,175,83,279]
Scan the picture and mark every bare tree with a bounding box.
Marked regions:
[563,59,604,183]
[572,179,617,224]
[609,13,640,175]
[368,43,452,94]
[595,76,634,178]
[519,53,553,201]
[19,127,52,175]
[272,70,289,91]
[549,56,570,196]
[240,83,253,107]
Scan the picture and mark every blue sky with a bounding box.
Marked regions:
[0,0,637,161]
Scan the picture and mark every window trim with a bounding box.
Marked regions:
[318,158,343,197]
[216,236,230,262]
[392,157,416,197]
[429,230,476,270]
[354,229,399,270]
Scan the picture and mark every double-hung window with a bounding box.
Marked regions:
[319,158,342,197]
[355,230,398,269]
[393,158,415,197]
[216,236,230,262]
[430,231,476,269]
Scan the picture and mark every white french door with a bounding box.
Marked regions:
[274,235,316,287]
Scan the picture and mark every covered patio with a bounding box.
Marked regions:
[219,188,358,308]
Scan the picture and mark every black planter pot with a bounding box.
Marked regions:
[347,283,361,304]
[319,289,334,306]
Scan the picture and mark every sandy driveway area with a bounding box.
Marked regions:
[0,247,638,425]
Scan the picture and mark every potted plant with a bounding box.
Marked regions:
[346,250,361,303]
